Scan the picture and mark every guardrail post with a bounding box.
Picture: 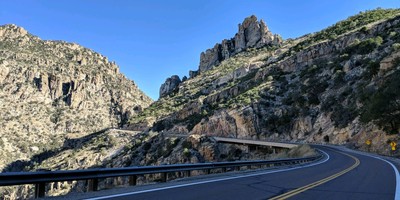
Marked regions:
[129,175,137,186]
[247,165,252,170]
[35,182,45,198]
[161,172,167,182]
[88,179,98,192]
[222,167,227,173]
[186,170,191,177]
[206,169,211,174]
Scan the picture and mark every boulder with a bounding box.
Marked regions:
[159,75,182,97]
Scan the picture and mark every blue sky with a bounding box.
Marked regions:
[1,1,399,100]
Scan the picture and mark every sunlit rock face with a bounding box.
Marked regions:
[199,15,282,73]
[0,24,152,171]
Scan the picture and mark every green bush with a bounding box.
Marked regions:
[333,70,346,87]
[331,104,358,128]
[301,76,329,105]
[363,61,380,79]
[360,70,400,134]
[344,36,383,55]
[392,43,400,51]
[183,148,191,158]
[291,8,400,52]
[321,95,336,112]
[181,140,193,149]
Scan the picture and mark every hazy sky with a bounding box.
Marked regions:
[1,1,399,99]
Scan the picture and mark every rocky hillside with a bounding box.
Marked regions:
[0,24,152,171]
[130,9,400,155]
[2,8,400,199]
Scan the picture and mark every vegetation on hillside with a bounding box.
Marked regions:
[292,8,400,50]
[128,8,400,138]
[360,70,400,134]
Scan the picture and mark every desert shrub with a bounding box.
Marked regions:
[360,70,400,134]
[333,70,346,87]
[186,113,206,131]
[331,104,358,128]
[392,43,400,51]
[142,142,151,151]
[183,148,191,158]
[344,36,383,55]
[321,95,336,112]
[181,140,193,149]
[301,76,329,105]
[292,8,400,51]
[152,119,173,132]
[363,61,380,79]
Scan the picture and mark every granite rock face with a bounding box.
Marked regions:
[140,10,400,159]
[160,15,282,97]
[159,75,182,97]
[0,24,152,170]
[199,15,282,72]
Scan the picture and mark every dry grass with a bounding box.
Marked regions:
[271,145,317,159]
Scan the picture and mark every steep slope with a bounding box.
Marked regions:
[129,9,400,155]
[0,24,152,171]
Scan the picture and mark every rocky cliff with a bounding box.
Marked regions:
[199,15,282,73]
[0,24,152,171]
[159,15,282,97]
[159,75,182,97]
[132,9,400,156]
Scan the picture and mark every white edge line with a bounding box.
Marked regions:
[85,150,330,200]
[341,148,400,200]
[372,157,400,200]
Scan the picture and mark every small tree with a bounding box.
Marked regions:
[360,70,400,134]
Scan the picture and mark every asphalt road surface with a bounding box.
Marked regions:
[80,146,398,200]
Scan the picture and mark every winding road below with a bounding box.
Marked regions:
[57,146,399,200]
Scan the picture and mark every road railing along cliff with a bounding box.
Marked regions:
[0,153,322,198]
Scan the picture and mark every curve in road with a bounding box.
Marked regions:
[83,146,398,200]
[270,149,360,200]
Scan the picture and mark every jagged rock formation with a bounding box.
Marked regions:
[133,9,400,156]
[159,75,181,97]
[198,15,282,73]
[0,24,152,171]
[159,15,282,98]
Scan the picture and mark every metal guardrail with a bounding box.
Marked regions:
[0,154,322,198]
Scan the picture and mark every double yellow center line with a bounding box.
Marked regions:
[269,151,360,200]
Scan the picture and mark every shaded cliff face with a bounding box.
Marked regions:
[159,75,182,97]
[0,24,152,170]
[132,9,400,155]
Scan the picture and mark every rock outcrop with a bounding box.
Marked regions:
[159,15,282,98]
[159,75,181,97]
[199,15,282,72]
[0,24,153,171]
[136,9,400,158]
